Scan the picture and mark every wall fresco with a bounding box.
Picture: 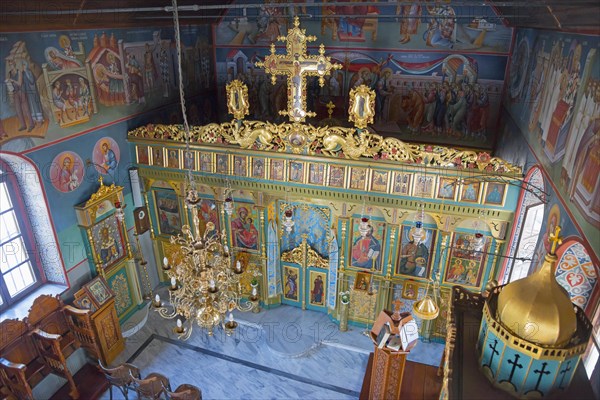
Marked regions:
[502,28,600,262]
[216,2,512,53]
[214,2,512,150]
[0,26,214,149]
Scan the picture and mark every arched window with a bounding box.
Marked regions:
[0,161,42,308]
[500,167,545,283]
[0,152,67,311]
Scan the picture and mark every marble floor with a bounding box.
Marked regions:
[100,294,445,400]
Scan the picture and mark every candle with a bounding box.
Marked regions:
[209,279,216,289]
[171,277,177,288]
[224,245,229,253]
[236,261,242,272]
[154,294,160,306]
[177,319,182,328]
[163,257,169,268]
[228,313,234,323]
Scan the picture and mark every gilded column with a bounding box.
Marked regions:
[301,234,308,310]
[339,294,350,332]
[143,190,156,239]
[489,239,504,284]
[259,207,267,259]
[87,230,104,277]
[382,225,397,309]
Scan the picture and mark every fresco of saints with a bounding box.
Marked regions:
[53,152,84,193]
[101,141,118,175]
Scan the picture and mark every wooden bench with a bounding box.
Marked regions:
[0,295,102,399]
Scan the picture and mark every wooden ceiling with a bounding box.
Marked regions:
[1,1,598,34]
[0,0,233,32]
[491,0,600,34]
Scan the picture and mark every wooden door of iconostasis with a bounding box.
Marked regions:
[279,203,334,312]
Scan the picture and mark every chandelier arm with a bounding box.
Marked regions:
[178,323,194,340]
[157,307,178,319]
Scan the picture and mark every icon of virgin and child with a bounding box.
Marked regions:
[231,206,258,250]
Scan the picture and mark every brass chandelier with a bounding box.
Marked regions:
[157,203,255,338]
[153,0,255,339]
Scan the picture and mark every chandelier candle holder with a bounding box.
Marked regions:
[470,210,487,253]
[472,232,485,252]
[282,208,295,233]
[359,217,370,237]
[174,318,185,334]
[412,204,426,245]
[224,196,234,216]
[114,201,125,222]
[224,313,238,336]
[157,212,256,339]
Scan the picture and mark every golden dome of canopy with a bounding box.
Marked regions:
[497,253,577,347]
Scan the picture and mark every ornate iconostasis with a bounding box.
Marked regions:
[129,125,520,343]
[130,125,519,341]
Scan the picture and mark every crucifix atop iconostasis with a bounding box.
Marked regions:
[256,17,342,123]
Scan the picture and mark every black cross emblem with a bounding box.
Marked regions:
[487,339,500,369]
[558,361,572,389]
[500,353,523,387]
[526,362,551,395]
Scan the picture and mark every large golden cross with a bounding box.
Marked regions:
[549,225,562,255]
[256,17,341,123]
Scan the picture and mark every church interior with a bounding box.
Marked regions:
[0,1,599,399]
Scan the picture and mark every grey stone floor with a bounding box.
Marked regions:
[100,294,444,400]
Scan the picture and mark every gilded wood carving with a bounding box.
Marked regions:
[129,122,520,173]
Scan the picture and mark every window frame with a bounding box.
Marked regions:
[505,201,544,283]
[0,160,44,310]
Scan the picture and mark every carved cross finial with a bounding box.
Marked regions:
[98,175,104,186]
[549,225,562,255]
[392,299,403,321]
[255,17,341,123]
[326,101,335,119]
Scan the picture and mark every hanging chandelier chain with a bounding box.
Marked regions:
[171,0,193,182]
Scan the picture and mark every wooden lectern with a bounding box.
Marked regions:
[368,304,418,400]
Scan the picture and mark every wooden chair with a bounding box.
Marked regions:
[130,371,171,400]
[0,319,47,400]
[0,295,109,399]
[63,305,101,362]
[164,383,202,400]
[0,358,35,400]
[30,329,79,399]
[98,360,141,400]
